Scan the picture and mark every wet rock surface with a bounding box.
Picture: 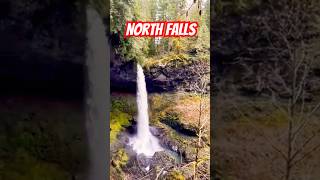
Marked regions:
[110,60,137,92]
[159,117,197,137]
[111,126,196,179]
[110,57,209,93]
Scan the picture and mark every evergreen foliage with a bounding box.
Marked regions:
[110,0,210,63]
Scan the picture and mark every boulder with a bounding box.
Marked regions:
[155,73,167,82]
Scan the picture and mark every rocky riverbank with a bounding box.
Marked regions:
[110,93,210,179]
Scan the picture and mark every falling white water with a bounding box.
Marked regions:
[130,64,162,157]
[86,7,108,180]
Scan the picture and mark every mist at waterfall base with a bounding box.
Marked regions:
[129,64,163,157]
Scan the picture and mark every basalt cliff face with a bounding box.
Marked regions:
[110,52,210,93]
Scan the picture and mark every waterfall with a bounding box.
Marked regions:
[86,7,108,180]
[130,64,162,157]
[136,64,151,140]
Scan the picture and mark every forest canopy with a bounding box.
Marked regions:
[110,0,210,63]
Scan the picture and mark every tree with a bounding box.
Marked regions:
[193,63,210,180]
[110,0,210,62]
[184,61,210,180]
[235,0,320,179]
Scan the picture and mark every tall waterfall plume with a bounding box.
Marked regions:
[129,64,162,157]
[86,7,108,180]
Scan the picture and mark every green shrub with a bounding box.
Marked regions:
[110,110,131,142]
[111,148,129,178]
[111,97,136,115]
[110,98,135,143]
[112,149,128,168]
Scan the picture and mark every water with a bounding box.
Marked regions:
[86,7,108,180]
[129,64,163,157]
[164,149,184,164]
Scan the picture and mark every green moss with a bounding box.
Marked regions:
[110,166,125,180]
[144,53,192,69]
[111,97,136,115]
[0,104,88,179]
[159,111,180,123]
[230,100,289,127]
[110,97,136,143]
[165,170,185,180]
[159,111,197,137]
[149,94,176,124]
[110,110,131,143]
[261,109,288,126]
[112,149,128,168]
[1,149,70,180]
[111,148,128,178]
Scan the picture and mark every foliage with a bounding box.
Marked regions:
[165,169,185,180]
[110,110,131,142]
[158,111,197,136]
[1,149,70,180]
[150,94,176,115]
[144,53,192,69]
[110,0,210,63]
[112,149,129,168]
[214,0,261,16]
[0,102,88,179]
[262,110,288,126]
[112,98,136,115]
[216,2,320,178]
[150,93,208,128]
[110,148,128,180]
[110,96,136,142]
[159,111,180,123]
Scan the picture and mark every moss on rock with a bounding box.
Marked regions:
[165,169,185,180]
